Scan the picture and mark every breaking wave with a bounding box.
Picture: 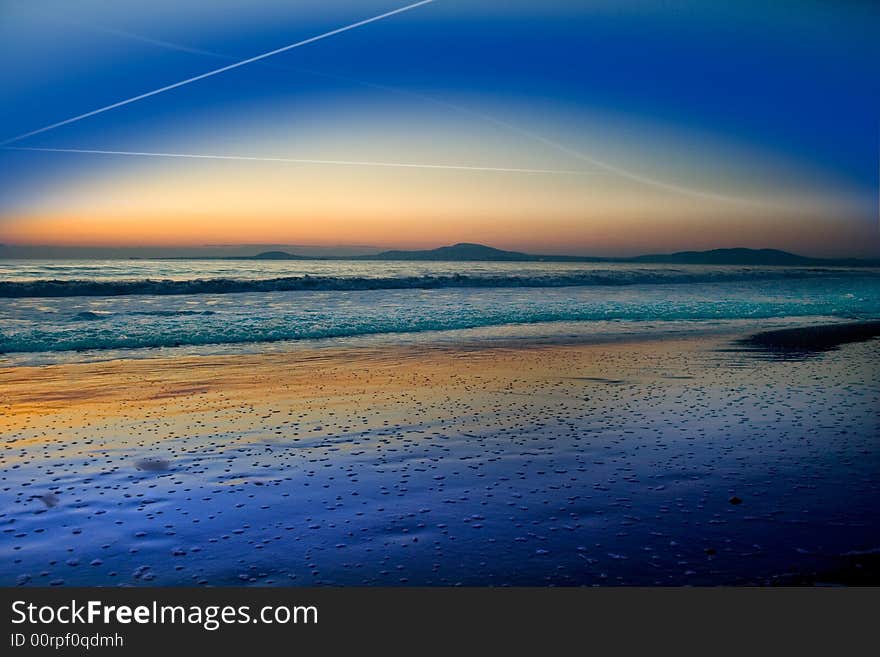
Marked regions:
[0,268,872,298]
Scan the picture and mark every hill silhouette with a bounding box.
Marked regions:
[248,250,309,260]
[239,243,878,266]
[361,242,599,261]
[631,248,815,266]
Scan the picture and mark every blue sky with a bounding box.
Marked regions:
[1,0,878,256]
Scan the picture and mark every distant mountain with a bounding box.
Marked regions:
[2,242,877,264]
[248,251,309,260]
[629,247,878,267]
[366,243,531,261]
[630,248,813,266]
[228,243,877,266]
[361,243,604,262]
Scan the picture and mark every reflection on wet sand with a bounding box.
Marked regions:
[1,331,878,586]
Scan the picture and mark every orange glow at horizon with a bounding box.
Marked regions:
[3,96,873,257]
[1,145,872,256]
[2,207,870,256]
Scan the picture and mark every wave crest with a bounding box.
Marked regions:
[0,268,868,298]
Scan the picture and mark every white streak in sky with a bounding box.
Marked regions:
[344,82,767,206]
[11,0,776,207]
[4,146,595,176]
[22,5,231,59]
[0,0,435,146]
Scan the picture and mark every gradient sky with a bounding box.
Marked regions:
[1,0,878,257]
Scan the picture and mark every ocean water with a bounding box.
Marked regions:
[2,260,879,587]
[1,259,879,365]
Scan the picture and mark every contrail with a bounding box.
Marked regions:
[0,0,435,146]
[341,81,764,205]
[11,0,776,207]
[5,146,595,176]
[463,114,756,205]
[21,4,231,59]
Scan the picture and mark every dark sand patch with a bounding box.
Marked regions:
[33,493,59,508]
[134,458,172,472]
[738,320,880,357]
[572,376,628,385]
[769,550,880,586]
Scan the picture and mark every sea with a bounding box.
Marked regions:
[1,259,880,365]
[3,259,880,586]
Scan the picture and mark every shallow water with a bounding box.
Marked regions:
[1,260,878,365]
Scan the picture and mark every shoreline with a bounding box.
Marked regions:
[2,318,878,415]
[0,314,870,369]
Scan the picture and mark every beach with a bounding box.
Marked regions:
[2,325,878,586]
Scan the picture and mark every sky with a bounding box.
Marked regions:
[0,0,878,257]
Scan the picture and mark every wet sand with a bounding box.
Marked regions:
[1,327,878,585]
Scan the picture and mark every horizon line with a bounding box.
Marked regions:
[0,241,876,262]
